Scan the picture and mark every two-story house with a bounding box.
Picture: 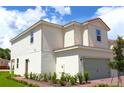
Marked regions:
[10,18,113,80]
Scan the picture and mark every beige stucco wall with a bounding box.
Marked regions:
[14,51,42,76]
[11,25,42,75]
[74,25,82,45]
[55,47,113,77]
[11,25,42,58]
[11,19,111,76]
[88,22,109,48]
[41,24,63,73]
[56,55,79,78]
[64,29,74,47]
[83,29,89,46]
[63,21,109,49]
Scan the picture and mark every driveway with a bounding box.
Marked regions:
[76,76,124,87]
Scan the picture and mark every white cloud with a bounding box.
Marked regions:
[0,6,46,48]
[43,18,50,22]
[43,16,62,24]
[95,6,124,40]
[51,6,71,16]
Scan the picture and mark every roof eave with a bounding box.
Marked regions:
[10,20,62,43]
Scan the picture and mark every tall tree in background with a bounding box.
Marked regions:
[0,48,11,60]
[109,36,124,86]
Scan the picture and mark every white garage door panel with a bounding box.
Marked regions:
[84,58,110,80]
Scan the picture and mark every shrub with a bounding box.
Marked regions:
[48,73,52,80]
[61,72,66,81]
[65,73,71,82]
[74,75,77,83]
[59,79,66,86]
[43,73,48,82]
[24,73,29,79]
[69,76,76,85]
[28,83,39,87]
[29,72,33,79]
[35,73,39,80]
[59,72,66,86]
[96,84,109,87]
[84,71,89,83]
[39,73,43,81]
[77,73,83,84]
[51,72,57,84]
[32,73,37,80]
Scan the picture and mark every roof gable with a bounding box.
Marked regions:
[82,18,110,31]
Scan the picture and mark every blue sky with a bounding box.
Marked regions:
[4,6,102,22]
[0,6,124,48]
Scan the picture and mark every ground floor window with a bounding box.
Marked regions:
[16,58,19,69]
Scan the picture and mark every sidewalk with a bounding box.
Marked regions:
[0,69,10,72]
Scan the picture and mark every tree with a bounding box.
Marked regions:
[4,48,11,60]
[0,48,11,60]
[0,48,5,59]
[109,36,124,86]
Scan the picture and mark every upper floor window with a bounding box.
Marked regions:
[17,58,19,69]
[96,29,101,42]
[30,31,34,43]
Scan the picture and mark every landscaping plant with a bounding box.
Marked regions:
[35,73,39,80]
[32,73,37,80]
[65,73,71,82]
[96,84,109,87]
[59,72,66,86]
[74,75,77,83]
[43,73,48,82]
[77,72,83,84]
[48,73,52,80]
[84,71,89,83]
[69,76,76,85]
[29,72,33,79]
[39,73,43,81]
[51,72,57,84]
[24,73,29,79]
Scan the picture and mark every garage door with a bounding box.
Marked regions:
[84,58,110,80]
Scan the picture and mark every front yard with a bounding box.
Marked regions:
[0,71,124,87]
[0,71,27,87]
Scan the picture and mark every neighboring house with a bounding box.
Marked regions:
[10,18,113,80]
[0,58,9,69]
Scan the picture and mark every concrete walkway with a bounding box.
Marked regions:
[14,76,124,87]
[0,69,10,72]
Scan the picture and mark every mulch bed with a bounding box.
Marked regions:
[13,76,124,87]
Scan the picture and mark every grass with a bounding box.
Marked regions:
[0,71,27,87]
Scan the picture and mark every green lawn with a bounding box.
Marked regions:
[0,71,27,87]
